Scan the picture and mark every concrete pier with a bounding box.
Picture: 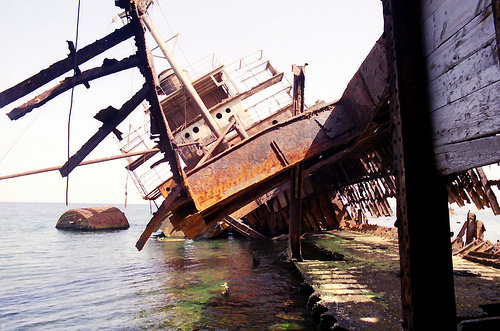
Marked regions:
[295,229,500,330]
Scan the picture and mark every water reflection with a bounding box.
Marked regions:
[141,237,312,330]
[0,202,312,330]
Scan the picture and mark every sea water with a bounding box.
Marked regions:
[0,202,312,330]
[370,198,500,243]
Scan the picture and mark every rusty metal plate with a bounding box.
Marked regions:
[185,105,356,213]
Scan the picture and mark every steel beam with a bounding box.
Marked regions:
[289,162,303,261]
[383,0,457,329]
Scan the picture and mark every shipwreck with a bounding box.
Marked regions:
[1,0,500,329]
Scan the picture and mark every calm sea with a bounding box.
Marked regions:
[0,202,312,330]
[370,199,500,243]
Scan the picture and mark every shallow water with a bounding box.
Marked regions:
[0,202,312,330]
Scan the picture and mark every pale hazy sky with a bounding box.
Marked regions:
[0,0,384,205]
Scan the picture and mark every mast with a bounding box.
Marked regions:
[140,14,221,138]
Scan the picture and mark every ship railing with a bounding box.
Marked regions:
[133,161,172,199]
[220,50,286,95]
[245,85,293,122]
[115,120,172,201]
[183,50,290,102]
[183,53,222,80]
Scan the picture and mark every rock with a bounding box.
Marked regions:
[307,293,321,310]
[319,313,337,331]
[311,302,328,324]
[252,253,260,267]
[299,281,315,297]
[56,206,129,231]
[221,282,230,297]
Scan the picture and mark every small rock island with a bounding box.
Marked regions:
[56,206,129,231]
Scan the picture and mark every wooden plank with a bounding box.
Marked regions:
[355,39,388,106]
[421,0,446,22]
[0,24,133,109]
[135,184,182,250]
[422,0,491,57]
[428,42,499,111]
[426,7,497,82]
[469,169,490,206]
[431,79,500,147]
[477,167,500,214]
[340,38,387,129]
[7,56,142,120]
[461,172,485,209]
[435,134,500,174]
[494,0,500,57]
[59,84,149,177]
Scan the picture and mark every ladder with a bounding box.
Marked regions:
[224,215,267,239]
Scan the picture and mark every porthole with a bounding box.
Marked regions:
[193,127,199,133]
[225,108,231,113]
[216,113,223,119]
[272,120,278,125]
[185,132,190,138]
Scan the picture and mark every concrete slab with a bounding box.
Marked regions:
[295,229,500,330]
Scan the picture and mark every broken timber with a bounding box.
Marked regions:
[59,85,149,177]
[7,55,142,120]
[0,24,134,110]
[1,2,186,194]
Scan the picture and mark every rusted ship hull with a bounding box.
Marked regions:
[144,38,391,242]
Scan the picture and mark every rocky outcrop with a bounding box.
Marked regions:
[56,206,129,231]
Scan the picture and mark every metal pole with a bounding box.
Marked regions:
[141,14,221,138]
[0,148,160,181]
[288,65,306,261]
[292,64,306,116]
[289,162,303,261]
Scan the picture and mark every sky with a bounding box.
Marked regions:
[0,0,385,205]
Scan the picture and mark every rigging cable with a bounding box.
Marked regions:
[66,0,82,205]
[154,0,193,70]
[0,111,42,165]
